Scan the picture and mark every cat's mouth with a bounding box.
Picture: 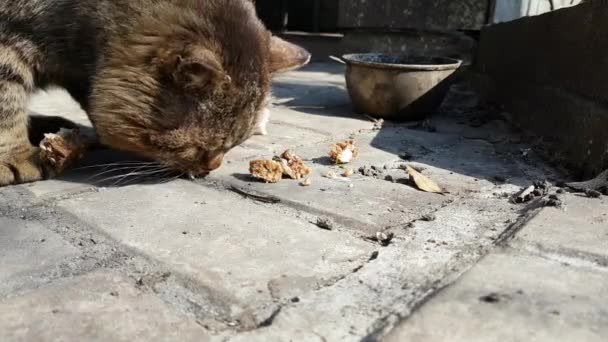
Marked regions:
[161,151,225,179]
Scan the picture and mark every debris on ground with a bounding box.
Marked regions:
[300,178,312,187]
[40,128,86,174]
[541,194,564,208]
[532,180,551,197]
[250,150,311,183]
[274,150,312,180]
[359,165,384,178]
[404,165,444,194]
[229,186,281,204]
[315,216,335,230]
[511,180,562,205]
[366,231,395,247]
[566,170,608,194]
[585,189,602,199]
[512,185,536,203]
[325,171,337,179]
[342,169,354,177]
[329,140,359,164]
[421,213,437,222]
[250,160,284,183]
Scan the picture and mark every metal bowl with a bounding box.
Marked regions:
[342,53,462,121]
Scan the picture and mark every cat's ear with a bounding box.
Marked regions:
[268,36,311,74]
[171,47,230,89]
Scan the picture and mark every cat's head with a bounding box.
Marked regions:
[89,0,309,176]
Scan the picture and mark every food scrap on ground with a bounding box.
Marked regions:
[249,160,283,183]
[274,150,311,180]
[325,171,336,179]
[39,128,87,174]
[250,150,311,183]
[342,168,354,177]
[329,140,359,164]
[404,165,443,194]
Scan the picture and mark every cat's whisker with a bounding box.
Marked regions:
[73,161,157,171]
[87,164,161,181]
[96,167,172,186]
[113,169,179,187]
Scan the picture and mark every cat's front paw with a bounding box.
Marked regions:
[0,147,49,186]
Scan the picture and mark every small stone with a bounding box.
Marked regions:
[479,293,501,303]
[542,194,563,208]
[342,169,354,177]
[301,178,312,187]
[375,231,394,247]
[315,217,335,230]
[421,213,437,222]
[585,189,602,198]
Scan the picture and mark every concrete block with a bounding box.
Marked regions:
[0,271,209,342]
[512,194,608,264]
[0,218,81,295]
[385,251,608,342]
[475,2,608,175]
[58,181,373,308]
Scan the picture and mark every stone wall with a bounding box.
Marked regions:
[338,0,489,31]
[474,0,608,176]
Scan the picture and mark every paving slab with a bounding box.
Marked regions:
[212,123,523,234]
[272,63,349,108]
[58,180,374,317]
[384,250,608,342]
[0,271,209,342]
[0,218,81,296]
[217,197,520,342]
[511,193,608,265]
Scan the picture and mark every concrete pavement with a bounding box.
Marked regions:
[0,63,605,341]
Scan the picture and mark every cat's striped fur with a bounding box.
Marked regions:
[0,0,309,186]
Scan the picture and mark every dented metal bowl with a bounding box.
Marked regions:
[342,53,462,121]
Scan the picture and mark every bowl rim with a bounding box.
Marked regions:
[341,53,462,71]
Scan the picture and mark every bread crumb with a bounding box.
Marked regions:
[249,160,283,183]
[329,140,359,164]
[301,178,312,187]
[276,150,311,180]
[250,150,312,183]
[325,171,336,179]
[342,169,354,177]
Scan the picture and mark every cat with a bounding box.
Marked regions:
[0,0,310,186]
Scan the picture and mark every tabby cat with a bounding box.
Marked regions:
[0,0,310,185]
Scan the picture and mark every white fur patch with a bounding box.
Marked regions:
[253,94,273,136]
[253,107,270,136]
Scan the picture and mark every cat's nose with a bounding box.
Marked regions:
[202,152,224,171]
